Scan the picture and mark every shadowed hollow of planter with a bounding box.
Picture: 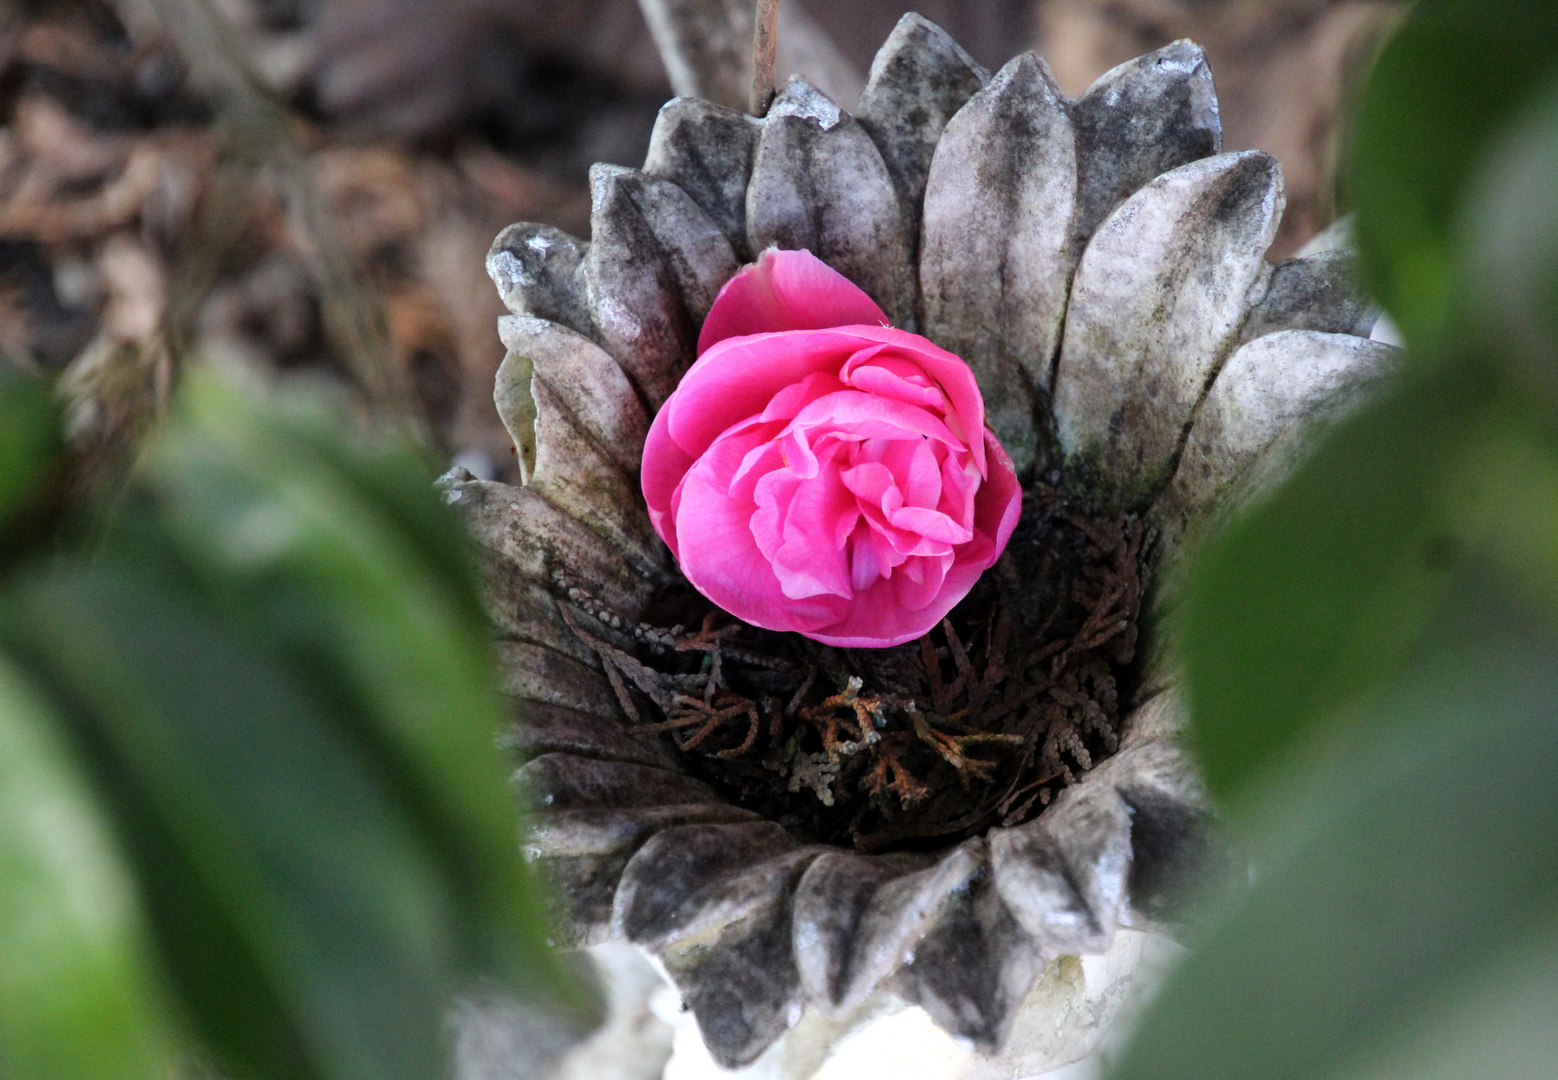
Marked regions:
[550,473,1145,853]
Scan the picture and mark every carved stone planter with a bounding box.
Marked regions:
[447,13,1396,1074]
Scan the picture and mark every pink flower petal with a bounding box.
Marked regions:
[888,506,974,546]
[805,556,987,648]
[974,430,1023,552]
[760,372,848,423]
[766,464,857,602]
[786,391,961,448]
[820,325,989,477]
[642,263,1024,649]
[939,452,978,533]
[839,461,897,512]
[841,349,949,412]
[665,332,862,462]
[902,438,943,509]
[697,248,888,355]
[896,553,953,612]
[675,465,848,635]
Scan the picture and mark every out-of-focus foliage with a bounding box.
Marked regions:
[1111,1,1558,1077]
[0,367,589,1080]
[0,375,65,569]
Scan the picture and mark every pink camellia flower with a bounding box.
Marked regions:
[642,248,1022,648]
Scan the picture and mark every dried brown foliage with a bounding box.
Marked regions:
[556,482,1147,852]
[1,0,590,489]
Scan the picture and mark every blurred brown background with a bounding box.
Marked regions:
[0,0,1400,484]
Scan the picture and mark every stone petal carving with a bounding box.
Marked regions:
[492,349,538,482]
[1153,329,1399,551]
[644,96,761,261]
[502,700,685,773]
[486,223,595,341]
[440,477,662,612]
[657,848,826,1068]
[855,13,988,228]
[891,840,1047,1050]
[1069,40,1222,254]
[515,754,725,812]
[747,79,914,325]
[585,165,739,411]
[792,848,961,1019]
[1052,150,1285,510]
[615,821,801,944]
[529,804,761,948]
[498,316,649,476]
[1238,248,1380,345]
[473,15,1391,1072]
[921,53,1078,476]
[494,317,661,569]
[988,780,1133,957]
[1116,791,1217,928]
[483,570,596,667]
[496,641,622,719]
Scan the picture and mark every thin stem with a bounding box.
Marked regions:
[749,0,780,116]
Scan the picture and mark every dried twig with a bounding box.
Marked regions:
[749,0,780,116]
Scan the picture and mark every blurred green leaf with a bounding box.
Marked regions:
[0,372,64,570]
[1460,75,1558,393]
[1443,398,1558,615]
[0,652,183,1080]
[1112,576,1558,1080]
[130,371,578,1012]
[1180,366,1474,804]
[1347,0,1558,352]
[1344,915,1558,1080]
[3,564,460,1080]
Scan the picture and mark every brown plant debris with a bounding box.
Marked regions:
[552,481,1148,852]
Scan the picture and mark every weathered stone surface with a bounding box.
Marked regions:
[503,700,685,772]
[492,349,537,482]
[636,0,864,114]
[527,804,761,948]
[614,820,800,944]
[987,780,1133,958]
[891,840,1046,1051]
[1081,737,1215,932]
[636,0,750,111]
[585,165,739,410]
[644,97,760,261]
[498,316,649,475]
[1052,150,1285,510]
[439,477,662,612]
[792,847,961,1020]
[495,640,622,719]
[747,79,914,325]
[494,316,660,569]
[657,848,825,1068]
[1069,40,1221,255]
[1238,248,1379,344]
[1154,329,1398,551]
[1119,688,1189,751]
[1116,782,1216,929]
[485,223,595,340]
[921,53,1078,476]
[1295,212,1355,257]
[613,820,825,1066]
[855,13,988,229]
[481,568,595,667]
[515,754,724,813]
[529,371,661,569]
